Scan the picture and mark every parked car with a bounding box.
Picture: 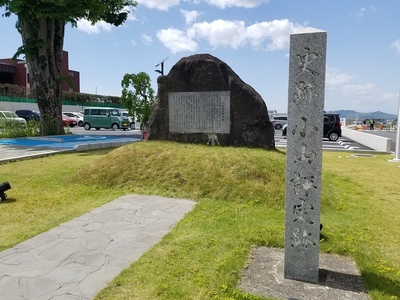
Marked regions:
[63,112,84,127]
[15,109,40,121]
[83,107,130,131]
[62,114,78,127]
[120,110,135,129]
[282,114,342,141]
[0,111,27,127]
[271,114,287,130]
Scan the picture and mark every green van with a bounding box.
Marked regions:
[83,107,130,131]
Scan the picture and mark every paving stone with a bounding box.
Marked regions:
[0,194,196,299]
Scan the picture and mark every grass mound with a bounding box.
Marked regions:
[76,141,287,206]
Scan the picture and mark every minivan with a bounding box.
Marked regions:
[83,107,130,131]
[271,114,288,130]
[282,114,342,141]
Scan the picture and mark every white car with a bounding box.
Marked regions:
[0,111,27,127]
[63,112,84,127]
[120,110,135,129]
[271,115,287,130]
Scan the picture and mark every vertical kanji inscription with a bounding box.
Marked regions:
[284,31,327,283]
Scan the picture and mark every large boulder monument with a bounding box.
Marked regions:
[147,54,275,149]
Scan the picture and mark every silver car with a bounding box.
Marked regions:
[271,115,287,130]
[0,111,27,127]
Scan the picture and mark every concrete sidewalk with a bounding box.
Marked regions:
[0,144,70,163]
[0,194,196,300]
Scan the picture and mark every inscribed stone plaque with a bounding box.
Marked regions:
[169,91,230,134]
[284,31,327,283]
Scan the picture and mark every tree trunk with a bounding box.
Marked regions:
[19,17,66,136]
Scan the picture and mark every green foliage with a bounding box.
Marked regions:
[61,91,121,106]
[0,149,120,252]
[1,0,138,69]
[0,0,138,136]
[121,72,155,125]
[0,87,122,106]
[0,119,39,138]
[1,145,400,299]
[1,0,138,28]
[0,83,30,98]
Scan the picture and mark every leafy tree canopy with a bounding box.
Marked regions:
[0,0,138,136]
[1,0,137,59]
[121,72,155,126]
[1,0,135,25]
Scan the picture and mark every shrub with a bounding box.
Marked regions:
[0,119,39,138]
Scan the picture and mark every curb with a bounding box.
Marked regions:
[0,140,141,164]
[0,148,74,164]
[73,140,140,151]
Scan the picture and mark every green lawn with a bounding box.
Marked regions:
[1,141,399,299]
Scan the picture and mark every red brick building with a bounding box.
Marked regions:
[0,50,80,96]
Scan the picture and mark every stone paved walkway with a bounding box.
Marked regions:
[0,194,196,300]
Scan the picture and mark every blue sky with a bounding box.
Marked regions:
[1,0,400,115]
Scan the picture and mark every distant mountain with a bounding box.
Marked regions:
[326,110,397,120]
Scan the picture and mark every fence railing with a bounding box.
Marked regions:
[0,83,124,108]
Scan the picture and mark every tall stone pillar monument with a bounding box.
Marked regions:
[284,30,327,283]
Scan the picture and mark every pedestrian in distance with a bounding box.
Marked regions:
[369,118,375,130]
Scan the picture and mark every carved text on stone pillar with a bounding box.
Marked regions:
[284,31,327,284]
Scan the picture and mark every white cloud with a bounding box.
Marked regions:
[341,83,376,95]
[137,0,180,11]
[391,39,400,53]
[76,6,136,33]
[120,5,137,21]
[127,11,138,21]
[157,28,199,53]
[77,20,113,34]
[327,69,377,100]
[326,68,397,110]
[137,0,267,10]
[205,0,267,9]
[158,18,307,53]
[141,34,153,45]
[338,83,396,108]
[326,68,356,88]
[247,19,301,50]
[130,39,136,46]
[354,6,376,18]
[382,92,397,101]
[180,9,201,25]
[356,7,367,18]
[188,20,247,49]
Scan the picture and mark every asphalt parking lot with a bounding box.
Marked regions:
[0,130,141,150]
[0,128,142,163]
[274,129,374,152]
